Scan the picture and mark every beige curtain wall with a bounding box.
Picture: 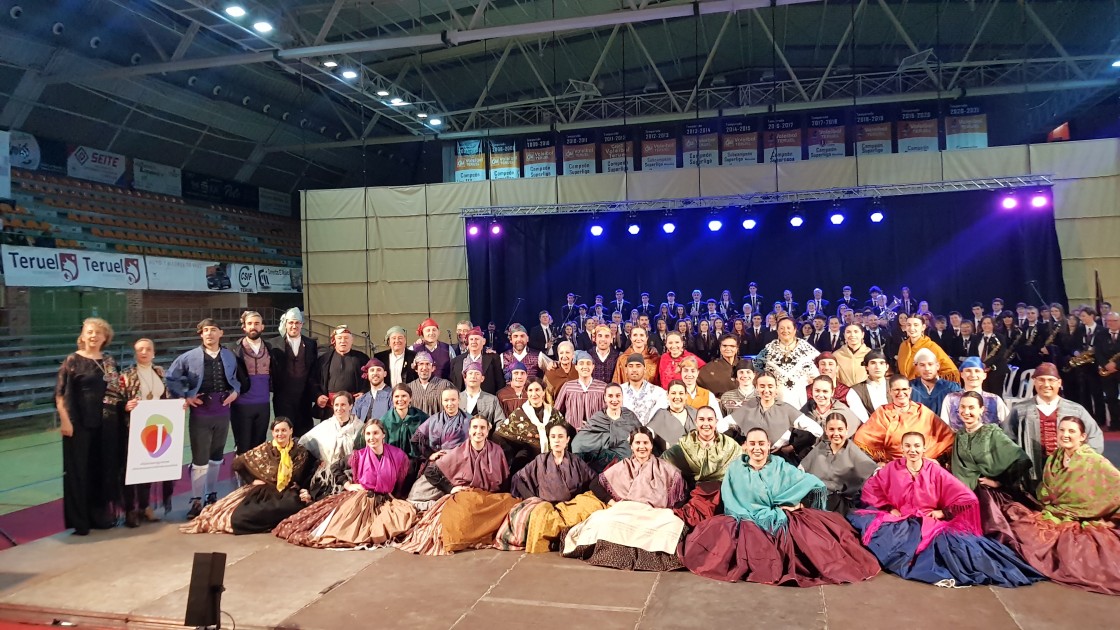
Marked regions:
[303,138,1120,351]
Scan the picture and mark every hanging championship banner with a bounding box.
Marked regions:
[720,119,758,166]
[0,131,10,199]
[600,129,634,173]
[125,398,187,485]
[682,122,718,168]
[453,139,486,182]
[896,104,940,153]
[488,138,520,179]
[562,132,596,175]
[854,109,892,156]
[806,112,846,160]
[764,115,802,163]
[522,135,557,178]
[67,145,128,186]
[641,128,678,171]
[132,159,182,197]
[1,244,147,289]
[945,103,988,150]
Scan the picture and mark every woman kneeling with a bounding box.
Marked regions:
[181,418,312,535]
[275,419,417,548]
[682,427,879,586]
[397,416,520,556]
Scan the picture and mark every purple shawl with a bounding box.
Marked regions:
[435,439,509,492]
[349,443,410,497]
[511,452,596,502]
[600,457,686,508]
[412,410,471,458]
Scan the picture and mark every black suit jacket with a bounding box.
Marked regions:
[610,300,632,317]
[808,330,830,352]
[636,302,658,318]
[742,294,765,315]
[1094,329,1120,370]
[952,335,982,364]
[1075,324,1107,352]
[864,326,888,352]
[899,297,919,315]
[528,324,557,354]
[575,331,595,352]
[834,296,858,315]
[558,303,579,324]
[267,335,318,389]
[373,349,417,387]
[806,299,829,314]
[929,329,956,354]
[450,352,504,395]
[743,328,771,355]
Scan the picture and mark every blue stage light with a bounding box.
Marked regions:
[742,218,757,230]
[589,224,604,237]
[628,223,640,235]
[707,219,723,232]
[662,222,676,234]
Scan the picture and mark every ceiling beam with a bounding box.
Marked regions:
[751,8,810,102]
[1020,0,1087,80]
[464,41,514,129]
[314,0,348,45]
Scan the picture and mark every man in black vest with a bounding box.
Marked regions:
[268,307,318,436]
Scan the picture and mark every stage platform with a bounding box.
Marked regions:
[1,519,1117,630]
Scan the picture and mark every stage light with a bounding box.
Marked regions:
[417,112,428,118]
[252,21,273,33]
[830,212,845,225]
[390,97,407,106]
[787,204,804,228]
[627,223,641,235]
[490,223,502,236]
[869,211,885,223]
[1000,196,1019,210]
[662,222,676,234]
[322,60,338,68]
[341,69,358,80]
[1030,193,1050,208]
[1113,59,1120,68]
[742,218,757,230]
[376,90,390,97]
[224,6,246,18]
[707,219,723,232]
[589,224,604,237]
[429,118,442,126]
[467,224,480,237]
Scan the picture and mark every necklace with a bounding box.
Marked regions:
[137,365,158,399]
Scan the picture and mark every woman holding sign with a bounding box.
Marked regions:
[120,338,176,527]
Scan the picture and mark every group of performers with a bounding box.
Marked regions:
[53,285,1120,595]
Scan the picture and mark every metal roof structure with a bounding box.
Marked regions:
[1,0,1117,192]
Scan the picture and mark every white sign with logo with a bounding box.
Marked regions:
[254,265,301,293]
[0,131,10,199]
[125,399,187,485]
[8,131,40,171]
[230,262,258,293]
[145,256,236,292]
[67,145,127,185]
[258,187,291,217]
[1,244,147,289]
[133,159,182,197]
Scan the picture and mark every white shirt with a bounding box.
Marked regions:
[462,389,481,414]
[245,338,263,353]
[286,335,301,356]
[846,380,888,422]
[389,352,405,385]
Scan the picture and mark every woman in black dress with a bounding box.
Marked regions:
[55,317,127,535]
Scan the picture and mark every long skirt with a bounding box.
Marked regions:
[673,481,722,530]
[495,493,607,553]
[494,498,547,551]
[180,485,253,534]
[682,510,879,586]
[848,511,1043,587]
[273,491,418,549]
[562,501,685,571]
[180,484,305,535]
[64,413,125,532]
[981,489,1120,595]
[396,490,520,556]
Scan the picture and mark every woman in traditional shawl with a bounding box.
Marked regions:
[181,418,314,535]
[682,427,878,586]
[661,405,739,528]
[493,378,567,475]
[800,413,879,516]
[994,417,1120,595]
[645,380,698,453]
[275,419,418,548]
[370,384,427,458]
[298,392,363,500]
[496,423,603,553]
[752,317,820,409]
[801,375,860,438]
[848,432,1043,587]
[561,427,687,571]
[411,388,471,460]
[397,416,520,556]
[570,392,644,473]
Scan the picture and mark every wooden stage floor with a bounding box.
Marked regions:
[0,519,1116,630]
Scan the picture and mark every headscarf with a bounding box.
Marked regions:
[273,438,294,491]
[416,318,439,337]
[385,326,406,343]
[278,307,303,335]
[435,439,509,492]
[960,356,985,371]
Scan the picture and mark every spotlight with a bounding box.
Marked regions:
[830,212,845,225]
[589,223,604,237]
[252,21,273,33]
[417,112,428,118]
[390,97,408,106]
[869,198,885,223]
[788,206,804,227]
[869,211,885,223]
[224,6,246,18]
[341,70,358,80]
[490,222,502,236]
[662,222,676,234]
[1000,196,1019,210]
[1030,193,1049,209]
[1113,60,1120,68]
[467,224,480,237]
[376,90,390,97]
[429,118,442,126]
[627,223,640,235]
[322,60,338,68]
[707,219,723,232]
[742,218,757,230]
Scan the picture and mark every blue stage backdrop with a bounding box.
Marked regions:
[465,189,1068,328]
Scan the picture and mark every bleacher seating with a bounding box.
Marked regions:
[1,169,301,265]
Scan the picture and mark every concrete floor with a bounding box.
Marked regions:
[0,518,1116,630]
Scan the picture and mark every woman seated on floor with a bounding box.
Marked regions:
[396,416,520,556]
[496,422,604,553]
[682,427,879,586]
[274,419,418,548]
[997,416,1120,595]
[181,417,314,535]
[407,388,473,507]
[848,431,1043,588]
[299,392,364,500]
[561,427,687,571]
[493,378,567,476]
[799,412,880,516]
[374,384,428,458]
[645,380,697,453]
[661,405,740,528]
[949,391,1033,527]
[853,373,955,464]
[570,388,644,473]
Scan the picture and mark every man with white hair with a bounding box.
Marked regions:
[908,347,961,415]
[268,307,318,436]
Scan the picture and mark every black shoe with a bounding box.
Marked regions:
[186,498,203,520]
[125,510,141,528]
[72,528,90,536]
[205,492,218,506]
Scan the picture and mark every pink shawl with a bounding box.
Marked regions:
[349,443,410,497]
[856,458,981,554]
[434,439,509,492]
[600,457,686,508]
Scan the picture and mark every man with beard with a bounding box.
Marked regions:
[228,310,273,455]
[268,307,317,436]
[406,350,456,416]
[619,352,668,425]
[313,326,371,420]
[501,323,552,382]
[895,315,959,382]
[374,326,417,387]
[352,358,391,421]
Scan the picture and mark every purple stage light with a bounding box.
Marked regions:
[490,223,502,235]
[1000,196,1019,210]
[467,225,480,236]
[1030,194,1049,208]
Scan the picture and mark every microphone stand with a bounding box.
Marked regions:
[1027,281,1048,309]
[503,298,524,333]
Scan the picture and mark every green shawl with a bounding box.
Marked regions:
[663,431,740,483]
[1038,444,1120,523]
[354,406,428,458]
[950,423,1031,490]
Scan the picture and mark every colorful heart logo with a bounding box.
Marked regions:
[140,414,173,458]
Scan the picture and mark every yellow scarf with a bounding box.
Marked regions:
[273,439,293,491]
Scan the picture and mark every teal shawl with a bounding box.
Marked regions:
[721,454,827,533]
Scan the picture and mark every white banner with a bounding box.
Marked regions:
[1,244,147,288]
[132,159,182,197]
[8,131,40,170]
[258,187,291,217]
[230,261,258,293]
[0,131,10,199]
[125,399,187,485]
[254,265,301,293]
[67,145,127,185]
[145,256,236,292]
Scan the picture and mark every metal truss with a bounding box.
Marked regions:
[444,57,1116,132]
[459,175,1054,218]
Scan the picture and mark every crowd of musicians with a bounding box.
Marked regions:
[53,283,1120,594]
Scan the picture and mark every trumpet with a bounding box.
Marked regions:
[1101,351,1120,377]
[1063,348,1095,372]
